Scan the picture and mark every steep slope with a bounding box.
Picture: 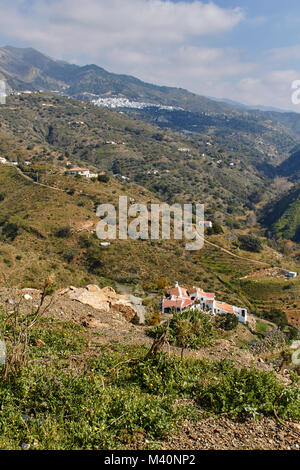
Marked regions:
[0,164,262,305]
[0,46,77,91]
[0,45,300,141]
[261,184,300,242]
[277,148,300,180]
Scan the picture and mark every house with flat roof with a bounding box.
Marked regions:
[69,167,90,177]
[69,167,99,178]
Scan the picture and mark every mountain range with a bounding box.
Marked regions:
[0,45,299,242]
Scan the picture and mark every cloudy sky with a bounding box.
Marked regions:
[1,0,300,111]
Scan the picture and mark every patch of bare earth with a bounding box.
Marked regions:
[161,416,300,450]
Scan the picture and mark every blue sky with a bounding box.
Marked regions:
[1,0,300,110]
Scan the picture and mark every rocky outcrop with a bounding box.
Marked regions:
[62,285,143,323]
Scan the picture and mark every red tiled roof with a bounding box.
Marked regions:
[168,286,189,298]
[215,301,234,314]
[188,287,215,298]
[203,292,215,298]
[188,287,203,295]
[163,298,194,309]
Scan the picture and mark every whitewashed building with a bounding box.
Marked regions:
[69,167,91,178]
[162,283,248,324]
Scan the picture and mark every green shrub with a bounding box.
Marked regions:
[55,225,72,238]
[97,174,110,183]
[198,361,300,420]
[207,222,224,235]
[1,223,20,241]
[238,234,263,252]
[148,310,216,349]
[215,313,238,331]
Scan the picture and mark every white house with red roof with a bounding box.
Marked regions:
[188,287,215,302]
[162,282,194,313]
[162,282,247,323]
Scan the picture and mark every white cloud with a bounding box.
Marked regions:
[1,0,299,111]
[269,44,300,62]
[0,0,244,55]
[217,69,300,111]
[0,0,253,102]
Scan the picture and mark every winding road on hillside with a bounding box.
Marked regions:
[16,166,66,192]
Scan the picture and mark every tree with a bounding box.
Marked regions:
[157,278,169,290]
[98,174,110,183]
[207,222,224,235]
[238,234,263,252]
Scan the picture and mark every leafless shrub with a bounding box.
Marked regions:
[0,276,56,380]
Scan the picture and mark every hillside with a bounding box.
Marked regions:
[0,91,299,321]
[0,72,299,451]
[1,45,300,167]
[0,282,300,450]
[0,162,299,329]
[277,148,300,180]
[0,45,236,113]
[0,91,274,219]
[0,280,299,451]
[261,184,300,242]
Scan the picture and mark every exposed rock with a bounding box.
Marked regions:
[125,294,146,324]
[64,284,138,322]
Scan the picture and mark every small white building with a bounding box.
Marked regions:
[214,301,247,324]
[198,221,213,228]
[233,306,248,324]
[69,167,90,178]
[0,157,7,164]
[189,287,215,303]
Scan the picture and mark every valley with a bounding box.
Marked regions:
[0,46,299,452]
